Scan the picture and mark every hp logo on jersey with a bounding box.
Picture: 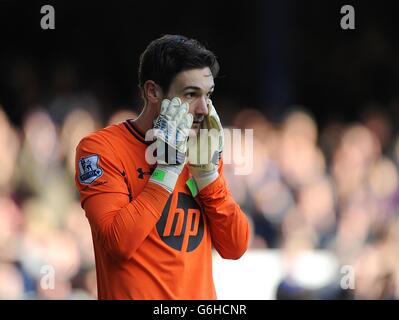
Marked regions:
[156,192,204,252]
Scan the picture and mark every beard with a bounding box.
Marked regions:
[189,123,200,137]
[190,115,204,136]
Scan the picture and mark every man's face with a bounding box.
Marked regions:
[165,67,215,135]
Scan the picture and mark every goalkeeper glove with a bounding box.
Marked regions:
[149,97,193,193]
[187,98,223,193]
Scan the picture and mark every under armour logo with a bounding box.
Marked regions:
[137,167,154,179]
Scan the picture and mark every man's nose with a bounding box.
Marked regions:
[195,96,209,115]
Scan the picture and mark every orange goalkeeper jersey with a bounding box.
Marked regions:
[74,120,249,300]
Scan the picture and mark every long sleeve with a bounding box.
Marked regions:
[75,134,169,260]
[82,184,169,260]
[197,163,250,259]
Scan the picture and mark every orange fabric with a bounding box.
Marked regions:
[74,120,249,300]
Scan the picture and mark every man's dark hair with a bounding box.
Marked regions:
[138,35,220,94]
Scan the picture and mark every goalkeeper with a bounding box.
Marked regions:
[74,35,249,300]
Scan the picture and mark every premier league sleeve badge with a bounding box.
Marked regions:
[78,154,103,184]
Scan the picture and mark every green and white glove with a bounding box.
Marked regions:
[187,98,224,195]
[150,97,193,193]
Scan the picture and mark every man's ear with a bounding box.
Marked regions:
[143,80,163,104]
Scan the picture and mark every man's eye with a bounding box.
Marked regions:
[185,92,196,98]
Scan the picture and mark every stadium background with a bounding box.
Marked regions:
[1,0,399,299]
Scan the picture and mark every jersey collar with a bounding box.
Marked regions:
[124,119,152,145]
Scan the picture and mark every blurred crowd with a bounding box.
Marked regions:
[2,85,399,299]
[225,105,399,299]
